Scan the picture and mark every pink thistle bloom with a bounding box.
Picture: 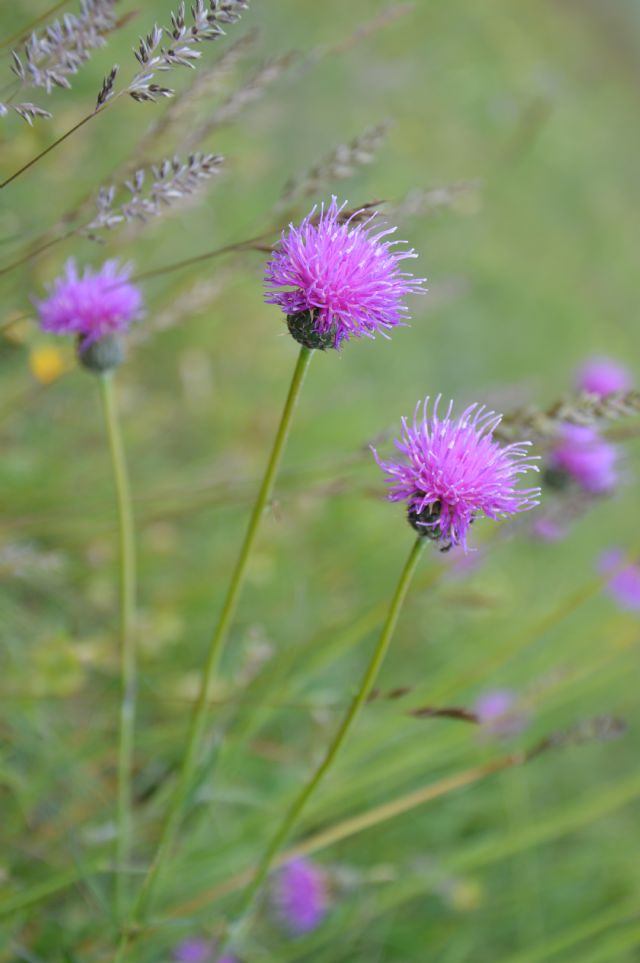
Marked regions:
[599,549,640,612]
[549,424,617,494]
[35,258,143,347]
[372,397,541,550]
[474,689,529,738]
[273,857,328,934]
[264,196,426,349]
[576,357,632,397]
[531,516,567,543]
[174,939,212,963]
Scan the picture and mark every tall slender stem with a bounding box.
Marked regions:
[0,103,112,190]
[98,373,137,922]
[115,344,313,959]
[221,535,426,953]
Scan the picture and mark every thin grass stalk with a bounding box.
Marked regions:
[113,344,313,959]
[98,372,137,920]
[0,0,69,51]
[219,535,426,954]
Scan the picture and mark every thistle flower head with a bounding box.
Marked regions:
[173,938,211,963]
[35,258,143,347]
[372,397,541,550]
[576,357,632,397]
[599,549,640,612]
[264,196,426,349]
[531,515,567,543]
[549,424,617,494]
[273,857,328,934]
[474,689,529,738]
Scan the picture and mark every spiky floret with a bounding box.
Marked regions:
[264,196,426,349]
[548,424,617,494]
[35,258,143,346]
[576,357,632,397]
[273,857,328,934]
[372,396,541,549]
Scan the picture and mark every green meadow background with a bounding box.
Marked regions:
[0,1,639,960]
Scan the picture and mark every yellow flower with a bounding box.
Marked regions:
[29,345,66,384]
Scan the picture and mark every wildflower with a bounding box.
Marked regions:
[372,397,540,550]
[548,424,617,495]
[531,516,567,542]
[174,938,212,963]
[35,258,143,372]
[29,345,66,384]
[576,357,632,397]
[273,857,328,934]
[474,689,528,738]
[264,196,426,349]
[599,549,640,613]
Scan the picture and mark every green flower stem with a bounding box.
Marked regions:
[221,535,426,953]
[115,344,313,958]
[98,372,137,922]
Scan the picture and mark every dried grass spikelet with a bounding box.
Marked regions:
[495,390,640,444]
[279,121,392,206]
[84,153,224,238]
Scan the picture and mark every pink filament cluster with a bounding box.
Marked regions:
[373,397,541,549]
[35,258,143,346]
[265,196,426,348]
[273,857,328,934]
[550,424,617,494]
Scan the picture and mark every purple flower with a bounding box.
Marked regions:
[273,857,328,934]
[35,258,143,346]
[174,939,212,963]
[531,515,567,543]
[264,196,426,349]
[549,424,617,494]
[576,357,632,397]
[474,689,528,738]
[599,549,640,612]
[372,397,541,550]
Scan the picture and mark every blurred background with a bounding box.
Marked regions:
[1,1,639,960]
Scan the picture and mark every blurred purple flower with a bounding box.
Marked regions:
[372,396,541,550]
[35,258,143,346]
[474,689,528,738]
[549,424,617,494]
[273,857,328,934]
[174,938,212,963]
[531,516,567,543]
[599,549,640,612]
[576,357,632,397]
[264,196,426,349]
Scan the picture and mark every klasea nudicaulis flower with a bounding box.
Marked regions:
[576,356,632,398]
[548,424,617,495]
[273,857,328,934]
[373,397,541,550]
[474,689,529,738]
[36,258,143,347]
[265,196,426,350]
[599,549,640,613]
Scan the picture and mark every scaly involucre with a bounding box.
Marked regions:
[264,196,426,348]
[373,397,541,549]
[35,259,143,346]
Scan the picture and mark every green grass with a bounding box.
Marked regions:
[1,0,640,960]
